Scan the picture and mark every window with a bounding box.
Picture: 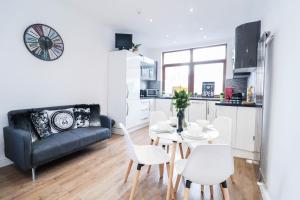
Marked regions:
[164,65,189,93]
[162,44,226,95]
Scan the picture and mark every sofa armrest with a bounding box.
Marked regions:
[100,115,112,136]
[3,127,32,170]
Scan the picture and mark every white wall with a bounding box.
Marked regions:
[260,0,300,199]
[0,0,114,166]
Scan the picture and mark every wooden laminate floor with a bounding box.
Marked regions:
[0,127,262,200]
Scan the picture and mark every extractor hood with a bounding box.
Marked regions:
[234,21,261,75]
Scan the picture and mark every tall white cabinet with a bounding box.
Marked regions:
[108,50,144,132]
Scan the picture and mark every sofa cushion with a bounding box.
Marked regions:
[73,108,90,128]
[31,111,52,140]
[32,127,110,165]
[45,109,75,133]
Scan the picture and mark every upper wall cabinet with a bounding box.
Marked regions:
[141,56,157,80]
[235,21,261,71]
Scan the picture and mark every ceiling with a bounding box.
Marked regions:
[63,0,261,49]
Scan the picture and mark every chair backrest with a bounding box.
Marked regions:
[212,116,232,145]
[149,111,168,126]
[119,123,137,161]
[182,144,234,185]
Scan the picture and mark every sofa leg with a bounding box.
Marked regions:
[32,168,36,181]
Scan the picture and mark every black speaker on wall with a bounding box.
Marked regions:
[235,21,261,69]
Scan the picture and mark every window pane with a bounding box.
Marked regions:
[194,63,224,95]
[164,65,189,94]
[193,45,226,62]
[164,50,190,64]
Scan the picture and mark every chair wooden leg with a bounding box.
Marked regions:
[129,164,143,200]
[230,175,236,184]
[185,147,191,158]
[221,181,230,200]
[166,163,175,199]
[124,159,133,183]
[174,174,181,193]
[159,164,164,179]
[183,180,192,200]
[167,145,169,153]
[210,185,214,197]
[178,143,184,159]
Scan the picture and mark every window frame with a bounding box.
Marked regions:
[162,44,227,96]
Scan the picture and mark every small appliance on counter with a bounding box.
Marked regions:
[140,89,159,97]
[225,87,233,101]
[230,93,243,104]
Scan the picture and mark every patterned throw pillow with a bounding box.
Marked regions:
[45,109,75,133]
[31,111,52,139]
[73,108,90,128]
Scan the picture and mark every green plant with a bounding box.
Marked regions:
[131,43,141,51]
[172,89,192,111]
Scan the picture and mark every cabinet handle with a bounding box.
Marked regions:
[126,103,129,116]
[207,104,210,115]
[126,85,129,98]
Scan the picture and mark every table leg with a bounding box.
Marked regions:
[166,142,177,200]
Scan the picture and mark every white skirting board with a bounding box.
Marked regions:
[232,148,260,161]
[257,182,271,200]
[0,157,12,168]
[112,123,149,135]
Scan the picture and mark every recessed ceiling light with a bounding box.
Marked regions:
[199,27,204,31]
[149,18,153,23]
[165,34,169,38]
[173,40,177,44]
[189,8,194,13]
[203,35,207,39]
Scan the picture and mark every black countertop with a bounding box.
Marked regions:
[215,102,263,108]
[140,96,219,101]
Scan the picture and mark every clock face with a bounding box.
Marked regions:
[24,24,64,61]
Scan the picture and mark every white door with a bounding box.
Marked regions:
[155,99,173,117]
[207,101,217,122]
[216,106,237,147]
[188,100,207,122]
[236,107,256,152]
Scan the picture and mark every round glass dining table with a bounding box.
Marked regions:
[149,124,220,200]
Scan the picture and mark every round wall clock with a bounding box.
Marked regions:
[23,24,64,61]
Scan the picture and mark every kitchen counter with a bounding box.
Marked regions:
[215,102,263,108]
[141,96,219,101]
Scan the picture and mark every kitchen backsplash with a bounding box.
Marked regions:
[225,78,248,93]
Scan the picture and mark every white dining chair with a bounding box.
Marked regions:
[174,144,234,200]
[212,116,232,145]
[186,116,233,196]
[120,123,171,200]
[147,111,184,174]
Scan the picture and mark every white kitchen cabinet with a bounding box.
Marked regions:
[216,105,237,146]
[155,98,174,117]
[188,100,207,122]
[149,99,156,111]
[216,105,262,160]
[126,67,140,99]
[126,99,142,129]
[236,107,257,152]
[207,101,217,122]
[108,50,146,133]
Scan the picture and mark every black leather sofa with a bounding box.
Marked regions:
[3,104,112,180]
